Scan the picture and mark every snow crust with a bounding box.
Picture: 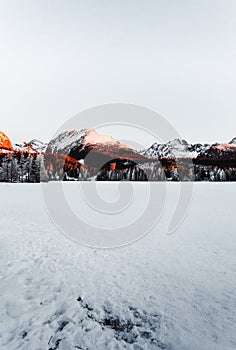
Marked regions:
[0,183,236,349]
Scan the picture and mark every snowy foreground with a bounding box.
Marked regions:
[0,183,236,350]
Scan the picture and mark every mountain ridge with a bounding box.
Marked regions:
[1,128,236,162]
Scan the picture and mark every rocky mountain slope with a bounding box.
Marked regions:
[0,131,13,151]
[141,139,211,159]
[14,139,47,153]
[46,129,147,168]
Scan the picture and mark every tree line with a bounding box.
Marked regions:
[1,152,236,182]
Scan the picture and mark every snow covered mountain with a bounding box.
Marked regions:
[142,139,210,159]
[46,129,147,167]
[1,128,236,182]
[196,138,236,160]
[2,127,236,164]
[14,139,47,153]
[46,129,119,156]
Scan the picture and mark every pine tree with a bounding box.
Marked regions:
[29,156,40,183]
[10,158,18,182]
[38,154,48,182]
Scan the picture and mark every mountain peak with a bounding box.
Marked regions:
[0,130,13,151]
[229,137,236,145]
[84,129,118,145]
[168,138,189,146]
[142,138,208,159]
[47,128,120,156]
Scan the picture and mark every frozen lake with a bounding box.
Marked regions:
[0,183,236,349]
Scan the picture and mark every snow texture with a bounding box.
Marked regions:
[0,183,236,349]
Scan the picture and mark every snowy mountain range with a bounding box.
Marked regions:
[1,129,236,162]
[141,139,211,159]
[1,129,236,182]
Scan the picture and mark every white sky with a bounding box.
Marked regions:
[0,0,236,147]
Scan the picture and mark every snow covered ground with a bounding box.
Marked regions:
[0,183,236,350]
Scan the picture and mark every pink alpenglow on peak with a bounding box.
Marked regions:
[84,129,119,145]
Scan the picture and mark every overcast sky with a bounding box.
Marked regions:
[0,0,236,147]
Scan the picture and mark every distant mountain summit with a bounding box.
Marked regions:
[46,128,146,168]
[142,138,210,159]
[14,139,47,153]
[46,129,119,156]
[0,131,13,151]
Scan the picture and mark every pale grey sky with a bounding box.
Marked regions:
[0,0,236,147]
